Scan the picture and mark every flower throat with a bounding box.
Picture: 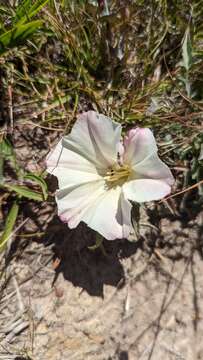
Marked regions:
[105,164,131,187]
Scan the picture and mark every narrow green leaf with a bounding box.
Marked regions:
[0,156,3,184]
[0,201,19,251]
[182,28,193,71]
[0,138,14,157]
[0,138,20,178]
[88,234,104,250]
[3,184,44,201]
[15,0,50,25]
[0,20,43,55]
[14,0,32,21]
[24,173,48,200]
[0,139,15,182]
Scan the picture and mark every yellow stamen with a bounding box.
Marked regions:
[104,164,131,186]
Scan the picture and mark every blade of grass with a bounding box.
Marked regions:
[2,184,44,201]
[0,201,19,251]
[24,173,48,200]
[14,0,50,25]
[0,20,43,55]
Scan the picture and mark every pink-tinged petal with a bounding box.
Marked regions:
[46,140,102,187]
[57,182,133,240]
[123,179,171,202]
[130,153,175,186]
[124,128,157,166]
[63,111,122,168]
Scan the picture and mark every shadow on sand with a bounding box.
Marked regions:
[44,217,142,297]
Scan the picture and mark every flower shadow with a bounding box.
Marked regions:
[44,217,142,297]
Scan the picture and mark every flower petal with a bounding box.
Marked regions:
[123,179,171,202]
[57,182,133,240]
[63,111,122,168]
[56,180,105,225]
[116,191,133,238]
[130,153,175,186]
[46,140,101,187]
[81,186,133,240]
[124,128,157,166]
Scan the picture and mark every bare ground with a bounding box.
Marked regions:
[0,125,203,360]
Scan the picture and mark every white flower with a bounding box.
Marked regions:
[46,111,174,240]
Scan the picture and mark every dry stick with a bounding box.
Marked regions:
[19,121,64,132]
[12,276,25,313]
[0,255,53,307]
[160,180,203,203]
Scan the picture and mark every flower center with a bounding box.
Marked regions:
[104,164,131,187]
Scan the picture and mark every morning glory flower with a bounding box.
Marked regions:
[46,111,174,240]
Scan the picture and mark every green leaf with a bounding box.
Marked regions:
[0,201,19,251]
[14,0,32,21]
[0,139,16,182]
[0,156,3,184]
[24,173,48,200]
[2,184,44,201]
[0,138,20,179]
[88,233,107,256]
[182,27,193,71]
[0,138,14,157]
[14,0,50,25]
[88,233,103,250]
[0,20,43,55]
